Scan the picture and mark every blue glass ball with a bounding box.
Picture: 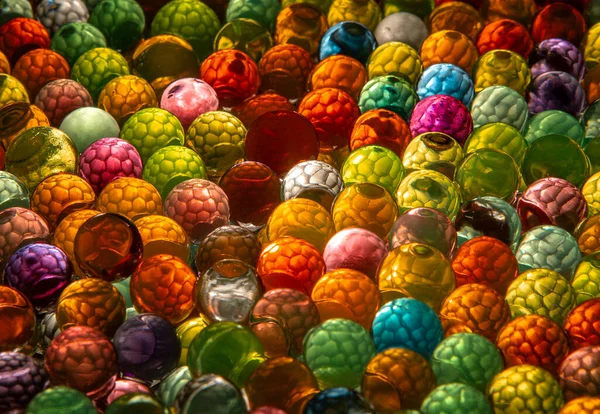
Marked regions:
[371,297,443,358]
[304,387,375,414]
[417,63,474,106]
[319,21,377,65]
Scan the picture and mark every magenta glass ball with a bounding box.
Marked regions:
[160,78,219,130]
[79,138,143,194]
[409,95,473,144]
[322,227,388,280]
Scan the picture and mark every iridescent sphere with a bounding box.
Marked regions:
[530,38,585,80]
[160,78,219,131]
[410,94,473,144]
[113,313,181,381]
[528,71,586,117]
[416,63,474,106]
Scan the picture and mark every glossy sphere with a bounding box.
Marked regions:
[150,0,220,61]
[114,314,180,381]
[560,397,600,414]
[0,75,28,109]
[0,207,51,273]
[226,0,281,31]
[362,347,436,412]
[173,374,246,414]
[131,254,196,324]
[26,386,96,414]
[281,160,343,210]
[470,85,529,132]
[311,269,381,329]
[440,283,510,341]
[50,22,107,68]
[532,3,586,46]
[257,237,324,296]
[570,252,600,305]
[308,55,368,101]
[476,19,532,59]
[56,278,125,336]
[420,30,478,74]
[163,178,230,243]
[452,236,517,295]
[323,228,387,280]
[395,170,462,220]
[374,12,429,50]
[195,225,261,272]
[0,171,28,211]
[0,50,7,73]
[176,319,209,367]
[298,87,359,150]
[518,177,587,233]
[74,212,143,282]
[402,132,463,175]
[70,47,129,102]
[428,2,483,42]
[350,109,412,157]
[185,111,245,179]
[390,208,455,258]
[30,173,95,229]
[497,315,569,374]
[529,71,586,117]
[505,268,576,325]
[245,110,319,176]
[104,393,167,414]
[119,107,185,163]
[372,297,443,357]
[200,50,260,107]
[250,288,320,357]
[34,79,93,127]
[464,123,527,166]
[531,38,584,81]
[565,299,600,350]
[473,49,531,97]
[0,352,47,412]
[45,326,118,394]
[96,177,163,220]
[59,106,120,153]
[230,93,294,128]
[304,388,375,414]
[516,225,582,278]
[0,103,50,151]
[5,126,77,191]
[0,286,35,352]
[258,44,313,101]
[319,22,376,65]
[367,42,423,86]
[379,243,454,311]
[188,321,265,387]
[5,243,72,311]
[431,333,504,392]
[410,95,472,145]
[196,259,261,324]
[143,146,207,199]
[303,318,375,389]
[219,161,281,227]
[245,356,320,414]
[274,4,328,56]
[523,110,585,146]
[0,18,50,65]
[342,145,403,194]
[89,0,145,52]
[522,134,589,188]
[575,216,600,255]
[98,75,158,127]
[358,74,418,121]
[131,35,199,99]
[421,383,491,414]
[417,63,474,106]
[12,49,70,99]
[328,0,381,31]
[159,78,218,131]
[559,346,600,401]
[481,0,536,26]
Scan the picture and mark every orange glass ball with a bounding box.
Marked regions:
[420,30,479,74]
[0,285,35,352]
[96,177,163,221]
[11,49,70,99]
[307,55,368,102]
[134,215,190,261]
[350,109,413,157]
[274,4,328,56]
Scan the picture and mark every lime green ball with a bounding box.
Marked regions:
[421,383,492,414]
[342,145,405,195]
[464,123,527,166]
[572,251,600,305]
[71,47,130,102]
[27,386,97,414]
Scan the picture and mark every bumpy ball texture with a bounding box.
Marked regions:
[410,95,473,144]
[416,63,474,106]
[0,351,47,412]
[528,71,586,117]
[559,346,600,401]
[421,383,492,414]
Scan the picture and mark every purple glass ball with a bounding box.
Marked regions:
[323,228,388,280]
[409,95,473,144]
[160,78,219,131]
[79,138,143,195]
[528,71,586,116]
[389,207,457,258]
[529,38,585,81]
[0,351,48,411]
[4,243,73,311]
[113,314,181,382]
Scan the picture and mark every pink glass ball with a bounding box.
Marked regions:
[409,95,473,144]
[160,78,219,130]
[34,79,93,127]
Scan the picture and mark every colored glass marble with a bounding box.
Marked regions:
[70,47,129,102]
[350,109,412,157]
[480,0,536,26]
[358,74,418,121]
[275,4,328,56]
[97,75,158,127]
[0,102,50,151]
[34,79,93,127]
[176,317,209,367]
[27,385,96,414]
[572,252,600,305]
[528,71,586,117]
[113,313,181,381]
[559,346,600,401]
[374,12,429,50]
[410,94,473,145]
[304,387,375,414]
[281,160,343,210]
[97,177,162,220]
[367,41,423,86]
[420,30,478,73]
[531,38,585,81]
[523,110,585,146]
[421,383,492,414]
[417,63,474,106]
[159,78,219,131]
[0,171,28,211]
[89,0,145,52]
[319,21,376,65]
[402,132,463,176]
[195,225,260,272]
[0,352,47,412]
[308,55,368,101]
[560,397,600,414]
[473,49,531,96]
[575,216,600,255]
[428,2,483,42]
[531,3,586,46]
[464,123,527,165]
[0,286,35,352]
[174,374,247,414]
[258,44,313,101]
[476,19,533,58]
[0,18,50,65]
[470,85,529,132]
[50,22,107,67]
[12,49,70,100]
[59,106,120,152]
[565,298,600,350]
